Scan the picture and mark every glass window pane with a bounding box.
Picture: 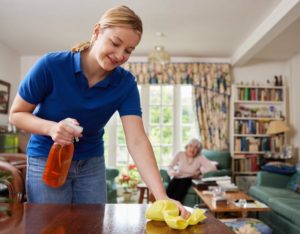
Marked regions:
[149,126,160,145]
[117,125,126,144]
[149,107,160,124]
[182,106,194,124]
[161,147,173,166]
[153,147,161,163]
[117,146,129,167]
[162,127,172,144]
[162,85,173,105]
[181,85,193,105]
[162,107,172,124]
[149,86,161,105]
[182,126,197,145]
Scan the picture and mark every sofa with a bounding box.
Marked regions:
[160,149,231,207]
[249,171,300,234]
[106,167,119,203]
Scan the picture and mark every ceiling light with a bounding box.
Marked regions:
[148,32,171,65]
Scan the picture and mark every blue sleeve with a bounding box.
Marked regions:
[18,54,52,104]
[118,83,142,117]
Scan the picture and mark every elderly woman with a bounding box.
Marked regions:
[166,138,217,202]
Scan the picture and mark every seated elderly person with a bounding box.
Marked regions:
[166,138,217,202]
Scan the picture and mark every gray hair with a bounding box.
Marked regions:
[185,138,202,155]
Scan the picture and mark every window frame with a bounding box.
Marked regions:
[104,84,199,167]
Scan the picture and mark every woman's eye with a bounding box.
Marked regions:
[112,41,119,47]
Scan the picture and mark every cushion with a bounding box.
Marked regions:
[286,171,300,192]
[221,218,272,234]
[261,162,296,175]
[249,186,300,204]
[268,197,300,225]
[201,149,231,170]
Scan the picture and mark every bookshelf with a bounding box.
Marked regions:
[230,83,287,180]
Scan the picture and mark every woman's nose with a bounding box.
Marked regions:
[115,50,125,62]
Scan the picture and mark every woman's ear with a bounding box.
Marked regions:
[92,24,101,41]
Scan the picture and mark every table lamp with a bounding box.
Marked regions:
[266,120,291,158]
[266,120,290,135]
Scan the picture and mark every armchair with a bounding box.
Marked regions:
[106,167,119,203]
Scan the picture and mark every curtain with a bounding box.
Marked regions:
[124,62,231,150]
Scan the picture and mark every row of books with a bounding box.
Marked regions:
[234,137,271,152]
[234,120,269,135]
[233,155,260,172]
[237,88,283,102]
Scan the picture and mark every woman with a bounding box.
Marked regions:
[166,138,217,202]
[9,5,189,218]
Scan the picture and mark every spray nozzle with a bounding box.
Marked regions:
[64,120,83,142]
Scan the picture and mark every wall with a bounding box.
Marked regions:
[20,56,40,80]
[288,53,300,162]
[0,42,20,125]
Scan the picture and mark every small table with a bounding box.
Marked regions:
[137,183,155,203]
[193,187,271,217]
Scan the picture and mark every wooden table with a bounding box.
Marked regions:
[1,203,235,233]
[137,183,155,203]
[193,187,271,217]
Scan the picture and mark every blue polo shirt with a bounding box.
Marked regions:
[19,51,142,160]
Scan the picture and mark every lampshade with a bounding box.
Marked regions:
[266,120,290,135]
[148,45,171,65]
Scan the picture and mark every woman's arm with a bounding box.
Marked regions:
[167,153,180,177]
[121,115,190,218]
[121,115,167,200]
[9,94,81,145]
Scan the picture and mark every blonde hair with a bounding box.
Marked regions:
[71,5,143,52]
[185,138,202,155]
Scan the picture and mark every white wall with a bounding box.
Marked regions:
[0,42,20,125]
[232,61,288,85]
[20,56,40,80]
[288,54,300,161]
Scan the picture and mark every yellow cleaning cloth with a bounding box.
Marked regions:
[145,200,206,230]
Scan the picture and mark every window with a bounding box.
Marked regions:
[104,84,198,168]
[149,85,173,166]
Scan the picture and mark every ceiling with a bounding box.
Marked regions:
[1,0,300,66]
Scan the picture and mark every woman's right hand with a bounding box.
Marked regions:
[49,118,82,145]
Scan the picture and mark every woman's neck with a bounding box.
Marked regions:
[81,50,109,87]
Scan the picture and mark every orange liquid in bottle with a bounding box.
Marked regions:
[43,143,74,188]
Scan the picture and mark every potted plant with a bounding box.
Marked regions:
[118,164,141,202]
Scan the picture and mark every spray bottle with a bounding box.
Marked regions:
[43,120,83,188]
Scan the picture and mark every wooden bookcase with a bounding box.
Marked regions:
[230,84,287,181]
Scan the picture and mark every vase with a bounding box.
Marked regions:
[123,191,131,203]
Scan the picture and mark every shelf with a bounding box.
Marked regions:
[235,85,284,89]
[234,101,284,104]
[231,83,286,182]
[234,117,279,121]
[234,134,270,137]
[234,151,266,154]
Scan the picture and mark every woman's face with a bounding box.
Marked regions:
[91,26,141,71]
[185,143,200,157]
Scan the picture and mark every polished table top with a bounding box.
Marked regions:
[1,203,235,234]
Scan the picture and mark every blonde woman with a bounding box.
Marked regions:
[167,139,217,202]
[9,5,189,218]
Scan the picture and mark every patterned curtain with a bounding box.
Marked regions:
[124,62,231,150]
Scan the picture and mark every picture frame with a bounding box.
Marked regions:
[0,80,11,114]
